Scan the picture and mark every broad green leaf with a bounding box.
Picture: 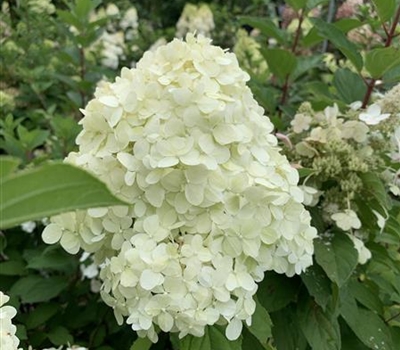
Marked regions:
[271,308,307,350]
[301,264,332,310]
[359,172,392,210]
[365,47,400,79]
[292,54,322,81]
[47,326,73,347]
[10,275,68,303]
[0,157,20,178]
[27,247,78,272]
[0,260,26,276]
[0,161,127,229]
[314,233,358,287]
[286,0,307,10]
[130,337,152,350]
[348,279,383,315]
[303,18,363,47]
[242,328,270,350]
[297,298,341,350]
[26,303,59,330]
[333,68,367,104]
[257,272,301,312]
[74,0,97,20]
[340,292,394,350]
[57,10,82,31]
[262,49,297,80]
[307,0,329,9]
[311,18,363,71]
[177,325,242,350]
[246,297,272,344]
[372,0,396,22]
[238,16,286,43]
[383,63,400,83]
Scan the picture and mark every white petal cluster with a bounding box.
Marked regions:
[42,34,316,342]
[0,291,21,350]
[176,4,215,38]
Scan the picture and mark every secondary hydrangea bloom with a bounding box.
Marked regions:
[233,29,268,78]
[0,291,20,350]
[42,34,317,342]
[176,4,215,38]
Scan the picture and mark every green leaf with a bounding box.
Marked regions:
[306,0,329,9]
[47,326,73,347]
[26,303,59,330]
[238,16,286,43]
[242,328,270,350]
[0,157,20,178]
[297,298,341,350]
[301,264,332,310]
[130,337,152,350]
[10,275,68,303]
[286,0,307,10]
[271,308,307,350]
[311,18,363,71]
[27,247,78,272]
[0,260,26,276]
[262,49,297,80]
[292,54,322,81]
[303,18,363,47]
[348,279,383,315]
[365,47,400,79]
[372,0,396,22]
[246,297,272,344]
[333,68,367,103]
[177,325,242,350]
[340,291,394,350]
[314,233,358,287]
[257,272,300,312]
[0,161,127,229]
[359,172,392,210]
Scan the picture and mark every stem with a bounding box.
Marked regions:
[361,4,400,108]
[291,9,305,54]
[280,8,305,109]
[385,4,400,48]
[385,311,400,324]
[79,46,86,106]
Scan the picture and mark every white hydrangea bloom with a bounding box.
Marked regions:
[346,234,371,264]
[0,291,21,350]
[340,120,369,143]
[27,0,55,14]
[176,4,215,38]
[98,31,125,69]
[291,113,312,134]
[21,221,36,233]
[359,104,390,125]
[300,185,322,206]
[233,29,268,77]
[331,209,361,231]
[42,34,316,342]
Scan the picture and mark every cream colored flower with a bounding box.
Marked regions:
[291,113,312,134]
[331,209,361,231]
[43,34,316,342]
[359,104,390,125]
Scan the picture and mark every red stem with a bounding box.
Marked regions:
[361,5,400,108]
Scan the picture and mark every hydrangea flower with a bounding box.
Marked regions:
[42,34,316,342]
[359,103,390,125]
[331,209,361,231]
[176,4,215,38]
[0,291,21,350]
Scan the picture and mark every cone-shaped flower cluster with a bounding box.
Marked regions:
[42,34,317,342]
